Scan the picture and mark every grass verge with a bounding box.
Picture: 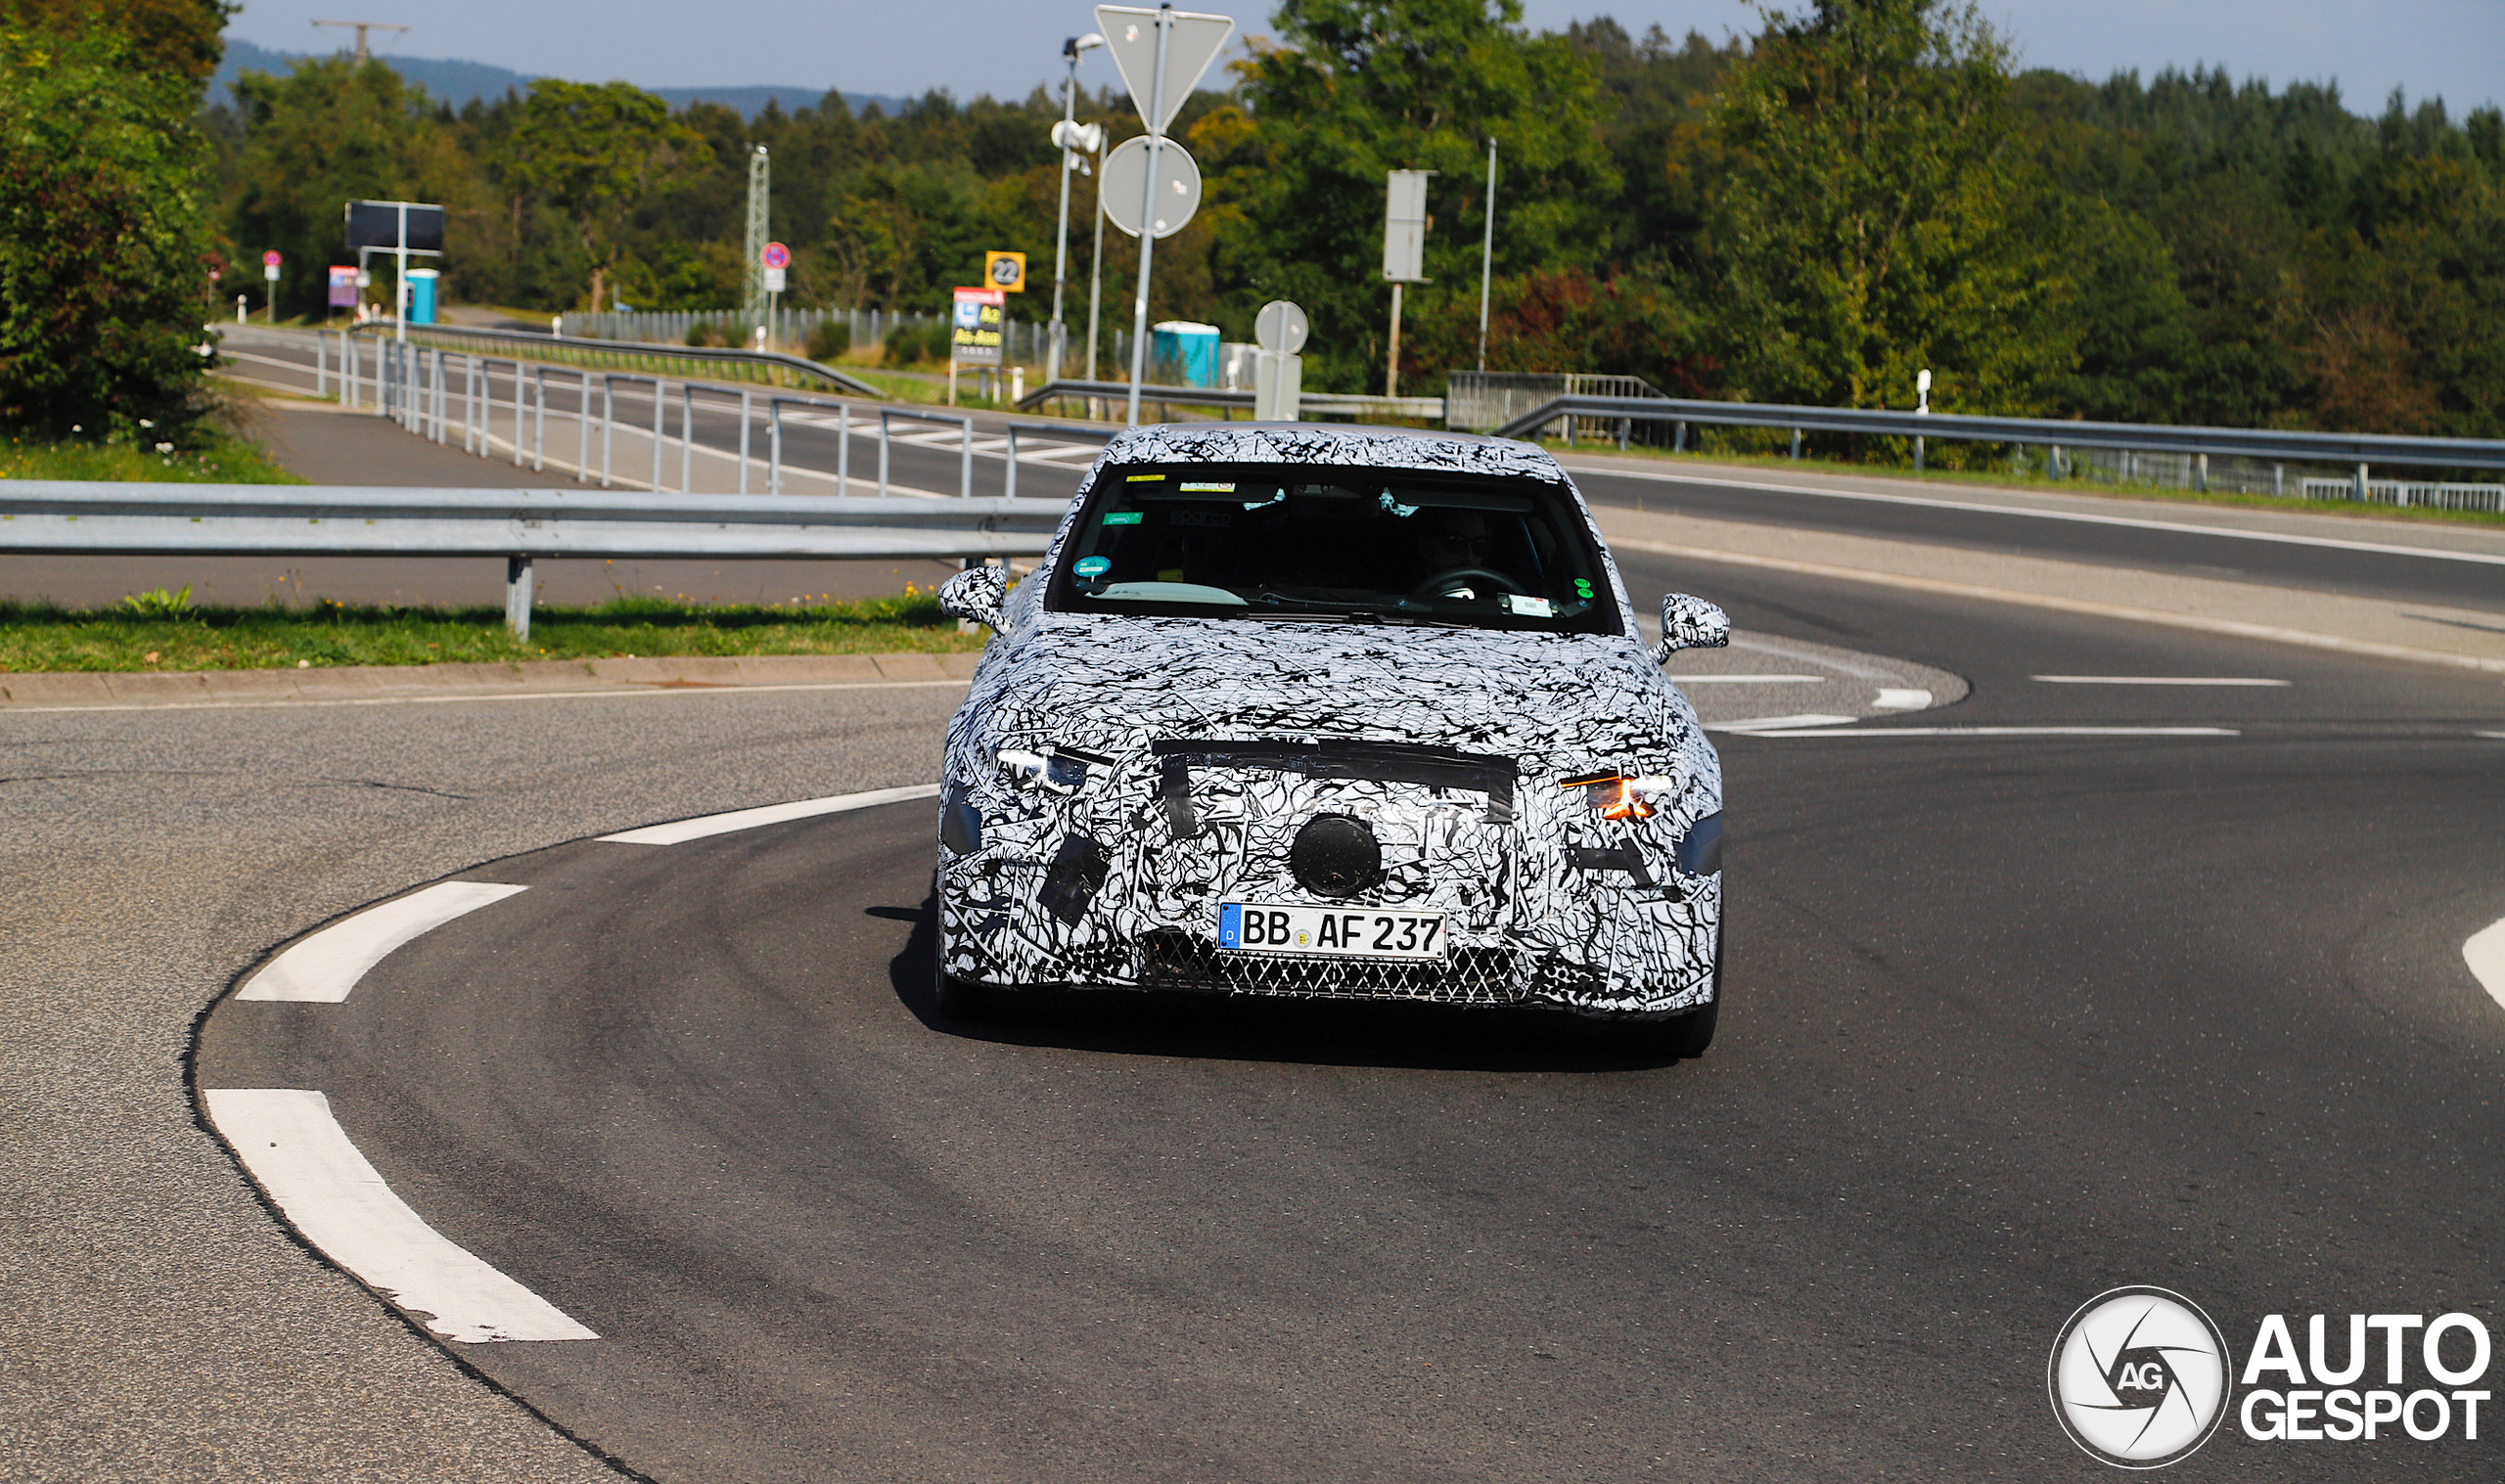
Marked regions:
[1540,438,2505,529]
[0,590,981,672]
[0,427,304,484]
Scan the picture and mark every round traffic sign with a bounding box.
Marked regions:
[262,250,282,267]
[1099,136,1202,240]
[1254,300,1308,355]
[760,242,790,270]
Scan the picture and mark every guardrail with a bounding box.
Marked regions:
[1492,392,2505,475]
[1016,378,1444,425]
[347,320,884,399]
[0,481,1069,639]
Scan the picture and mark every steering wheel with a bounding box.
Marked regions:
[1408,566,1526,603]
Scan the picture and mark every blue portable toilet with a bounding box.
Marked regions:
[1151,320,1220,387]
[405,267,438,325]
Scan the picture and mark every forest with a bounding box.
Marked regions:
[6,0,2501,440]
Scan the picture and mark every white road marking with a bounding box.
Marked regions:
[599,782,941,844]
[237,882,525,1003]
[202,1089,596,1343]
[1575,465,2505,568]
[2032,675,2290,686]
[2465,919,2505,1012]
[1663,673,1825,684]
[1608,536,2505,677]
[1708,713,1858,733]
[2480,731,2505,740]
[1735,725,2241,738]
[1873,688,1934,709]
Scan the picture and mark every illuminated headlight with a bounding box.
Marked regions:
[1559,771,1680,822]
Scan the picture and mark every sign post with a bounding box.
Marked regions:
[1383,169,1433,400]
[760,241,790,347]
[344,200,446,342]
[1253,299,1306,422]
[1096,4,1235,425]
[951,286,1005,406]
[261,250,282,323]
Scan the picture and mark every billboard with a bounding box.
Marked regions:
[343,200,446,252]
[327,266,359,308]
[951,287,1004,365]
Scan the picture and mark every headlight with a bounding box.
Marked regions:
[995,742,1116,795]
[1559,771,1679,822]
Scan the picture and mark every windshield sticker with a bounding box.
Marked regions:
[1102,512,1143,525]
[1378,491,1421,517]
[1072,556,1112,577]
[1178,481,1235,492]
[1125,472,1164,482]
[1503,594,1556,618]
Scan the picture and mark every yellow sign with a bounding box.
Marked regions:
[984,250,1027,292]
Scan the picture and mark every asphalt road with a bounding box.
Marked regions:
[207,330,2505,620]
[185,545,2505,1482]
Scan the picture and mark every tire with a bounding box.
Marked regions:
[934,966,993,1022]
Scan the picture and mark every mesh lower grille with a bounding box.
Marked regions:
[1137,929,1525,1006]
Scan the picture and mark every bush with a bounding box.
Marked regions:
[882,321,950,367]
[0,24,217,438]
[806,318,852,361]
[684,319,728,347]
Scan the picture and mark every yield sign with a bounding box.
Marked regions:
[1095,5,1235,136]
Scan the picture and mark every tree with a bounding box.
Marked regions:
[0,23,216,436]
[1228,0,1618,391]
[495,79,690,312]
[0,0,227,90]
[221,57,471,319]
[1697,0,2075,415]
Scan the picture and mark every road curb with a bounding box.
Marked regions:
[0,651,982,710]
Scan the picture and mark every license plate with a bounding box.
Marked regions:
[1218,902,1447,961]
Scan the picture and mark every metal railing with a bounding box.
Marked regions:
[0,481,1069,639]
[1447,372,1664,441]
[349,320,883,399]
[1016,378,1444,425]
[1492,392,2505,475]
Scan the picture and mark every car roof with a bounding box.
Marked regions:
[1096,422,1567,481]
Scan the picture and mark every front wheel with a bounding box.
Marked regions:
[934,966,994,1022]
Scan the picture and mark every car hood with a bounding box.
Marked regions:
[956,612,1697,774]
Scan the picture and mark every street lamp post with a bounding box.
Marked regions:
[1048,32,1105,385]
[1085,130,1109,384]
[1478,137,1497,373]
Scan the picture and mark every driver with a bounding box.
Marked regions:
[1413,509,1510,601]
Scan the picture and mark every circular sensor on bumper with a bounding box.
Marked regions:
[1290,814,1383,898]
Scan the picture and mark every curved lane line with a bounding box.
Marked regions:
[2466,919,2505,1013]
[1609,536,2505,676]
[237,881,526,1003]
[1735,726,2241,739]
[202,1090,597,1343]
[599,782,941,845]
[1576,466,2505,568]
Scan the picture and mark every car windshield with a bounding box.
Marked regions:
[1043,463,1620,633]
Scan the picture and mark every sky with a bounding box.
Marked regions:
[223,1,2502,117]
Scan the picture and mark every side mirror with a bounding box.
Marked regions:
[938,564,1009,631]
[1655,592,1730,663]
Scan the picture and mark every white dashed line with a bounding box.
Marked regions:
[203,1089,596,1343]
[1873,688,1934,709]
[237,881,526,1003]
[2032,675,2291,686]
[1733,726,2241,738]
[2466,919,2505,1013]
[599,783,941,844]
[1708,714,1858,733]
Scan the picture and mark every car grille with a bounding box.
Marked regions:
[1135,929,1526,1006]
